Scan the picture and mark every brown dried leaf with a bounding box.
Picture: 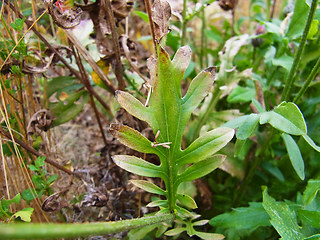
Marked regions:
[44,0,82,29]
[27,109,55,137]
[152,0,171,41]
[22,54,54,74]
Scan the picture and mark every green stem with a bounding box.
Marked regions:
[294,56,320,102]
[233,130,274,206]
[192,85,221,141]
[0,214,174,239]
[281,0,318,101]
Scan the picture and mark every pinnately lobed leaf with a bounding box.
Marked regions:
[111,45,234,213]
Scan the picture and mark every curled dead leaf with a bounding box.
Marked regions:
[152,0,171,41]
[44,0,82,29]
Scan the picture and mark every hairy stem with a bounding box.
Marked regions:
[281,0,318,101]
[0,214,174,239]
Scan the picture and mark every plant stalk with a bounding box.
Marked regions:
[181,0,187,46]
[0,214,174,239]
[103,0,125,90]
[294,56,320,102]
[281,0,318,101]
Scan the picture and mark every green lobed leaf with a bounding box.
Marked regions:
[177,194,197,209]
[302,179,320,205]
[260,102,307,135]
[13,208,34,222]
[236,114,260,140]
[110,124,162,155]
[281,133,305,180]
[262,187,303,240]
[209,202,270,232]
[298,209,320,228]
[177,128,234,165]
[304,234,320,240]
[130,180,166,195]
[112,155,163,178]
[178,155,225,182]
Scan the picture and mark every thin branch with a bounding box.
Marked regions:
[103,0,125,90]
[72,46,109,147]
[144,0,157,54]
[0,126,74,176]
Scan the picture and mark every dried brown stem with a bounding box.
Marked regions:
[64,29,116,93]
[121,35,149,83]
[0,126,74,176]
[72,46,109,147]
[144,0,157,54]
[103,0,125,90]
[5,0,114,116]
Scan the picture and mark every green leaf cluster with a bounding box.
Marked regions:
[111,45,234,217]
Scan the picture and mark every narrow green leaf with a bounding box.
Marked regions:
[177,194,197,209]
[165,227,186,236]
[298,209,320,228]
[303,134,320,152]
[305,234,320,240]
[116,90,152,124]
[130,180,166,195]
[146,200,168,208]
[110,124,161,155]
[182,67,216,113]
[252,99,265,113]
[194,231,225,240]
[112,155,162,178]
[262,187,303,240]
[178,155,225,182]
[236,113,260,140]
[302,179,320,205]
[281,133,305,180]
[286,0,309,39]
[260,102,307,135]
[177,128,234,164]
[193,220,209,226]
[13,208,34,222]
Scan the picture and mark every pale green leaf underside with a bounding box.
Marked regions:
[178,155,225,183]
[112,155,163,178]
[177,193,198,209]
[177,128,234,165]
[130,180,166,195]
